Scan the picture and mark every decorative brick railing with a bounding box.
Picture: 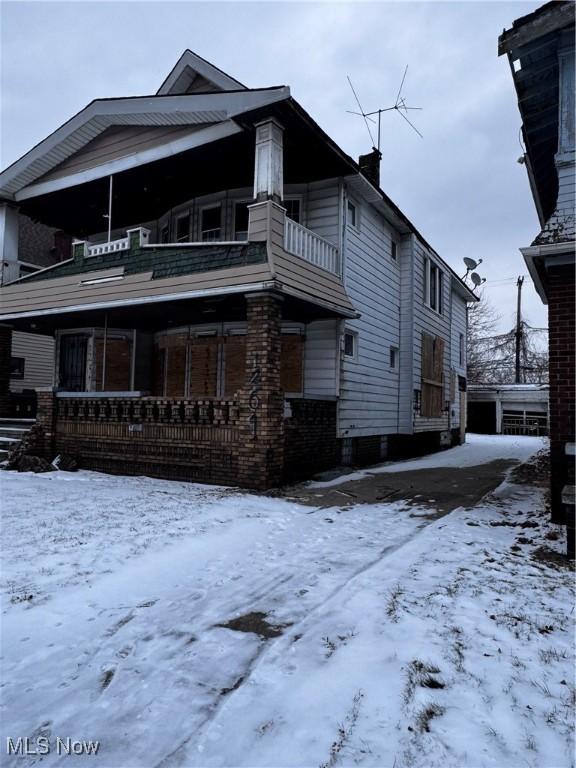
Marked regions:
[56,397,240,426]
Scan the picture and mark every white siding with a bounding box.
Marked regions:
[412,240,451,433]
[303,319,339,398]
[338,192,402,437]
[305,180,340,246]
[450,292,467,428]
[398,235,415,433]
[11,332,54,392]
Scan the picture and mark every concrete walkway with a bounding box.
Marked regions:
[281,459,518,515]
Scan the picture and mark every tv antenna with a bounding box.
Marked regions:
[347,65,423,152]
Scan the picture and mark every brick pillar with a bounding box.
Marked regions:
[0,324,12,417]
[548,265,575,524]
[237,292,284,489]
[36,388,57,458]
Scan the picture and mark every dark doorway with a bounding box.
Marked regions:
[467,401,497,434]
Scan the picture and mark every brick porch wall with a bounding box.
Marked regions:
[548,264,575,521]
[284,399,338,482]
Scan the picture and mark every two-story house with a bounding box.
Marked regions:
[0,50,476,488]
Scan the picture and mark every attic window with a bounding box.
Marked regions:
[391,240,398,261]
[513,59,521,73]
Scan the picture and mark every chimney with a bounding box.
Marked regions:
[358,148,382,188]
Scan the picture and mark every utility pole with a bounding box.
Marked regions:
[515,275,524,384]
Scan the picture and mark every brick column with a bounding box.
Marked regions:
[36,388,57,458]
[548,264,575,523]
[237,292,284,489]
[0,324,12,417]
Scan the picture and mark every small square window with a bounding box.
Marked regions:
[347,201,357,229]
[343,331,357,359]
[390,346,398,369]
[10,356,25,379]
[391,241,398,261]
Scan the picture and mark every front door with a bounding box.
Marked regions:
[59,335,88,391]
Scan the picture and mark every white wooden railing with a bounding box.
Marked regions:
[284,219,339,274]
[87,236,130,257]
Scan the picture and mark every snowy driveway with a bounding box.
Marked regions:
[1,435,573,768]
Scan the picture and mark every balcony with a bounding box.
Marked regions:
[284,218,339,275]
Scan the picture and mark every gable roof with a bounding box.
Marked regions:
[0,87,290,201]
[157,49,246,95]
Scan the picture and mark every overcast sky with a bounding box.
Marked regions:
[1,0,547,333]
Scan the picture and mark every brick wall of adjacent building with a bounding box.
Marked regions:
[547,264,575,520]
[284,399,338,481]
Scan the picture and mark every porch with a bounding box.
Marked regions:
[8,289,342,488]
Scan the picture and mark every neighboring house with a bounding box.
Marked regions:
[468,384,549,436]
[499,2,575,546]
[0,214,70,414]
[0,50,476,488]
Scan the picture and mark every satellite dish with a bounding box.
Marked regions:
[471,272,484,287]
[463,257,478,270]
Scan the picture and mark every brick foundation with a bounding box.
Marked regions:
[548,264,575,522]
[284,399,338,481]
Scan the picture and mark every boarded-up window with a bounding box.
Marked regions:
[159,334,188,398]
[280,334,304,393]
[421,332,444,418]
[189,336,218,397]
[94,336,131,391]
[223,335,246,397]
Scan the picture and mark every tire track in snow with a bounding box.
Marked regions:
[155,510,445,767]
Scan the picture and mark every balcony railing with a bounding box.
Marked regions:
[87,237,130,257]
[284,219,339,274]
[56,396,240,427]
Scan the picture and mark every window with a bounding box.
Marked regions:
[391,240,398,261]
[201,206,221,241]
[343,331,357,359]
[160,224,170,243]
[234,202,250,240]
[421,332,445,418]
[10,357,24,379]
[459,333,465,367]
[424,257,444,314]
[347,201,357,229]
[284,198,301,223]
[389,346,398,369]
[175,214,190,243]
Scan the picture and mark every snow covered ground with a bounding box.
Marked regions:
[1,435,573,768]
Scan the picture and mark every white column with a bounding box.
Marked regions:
[0,204,19,286]
[253,119,284,202]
